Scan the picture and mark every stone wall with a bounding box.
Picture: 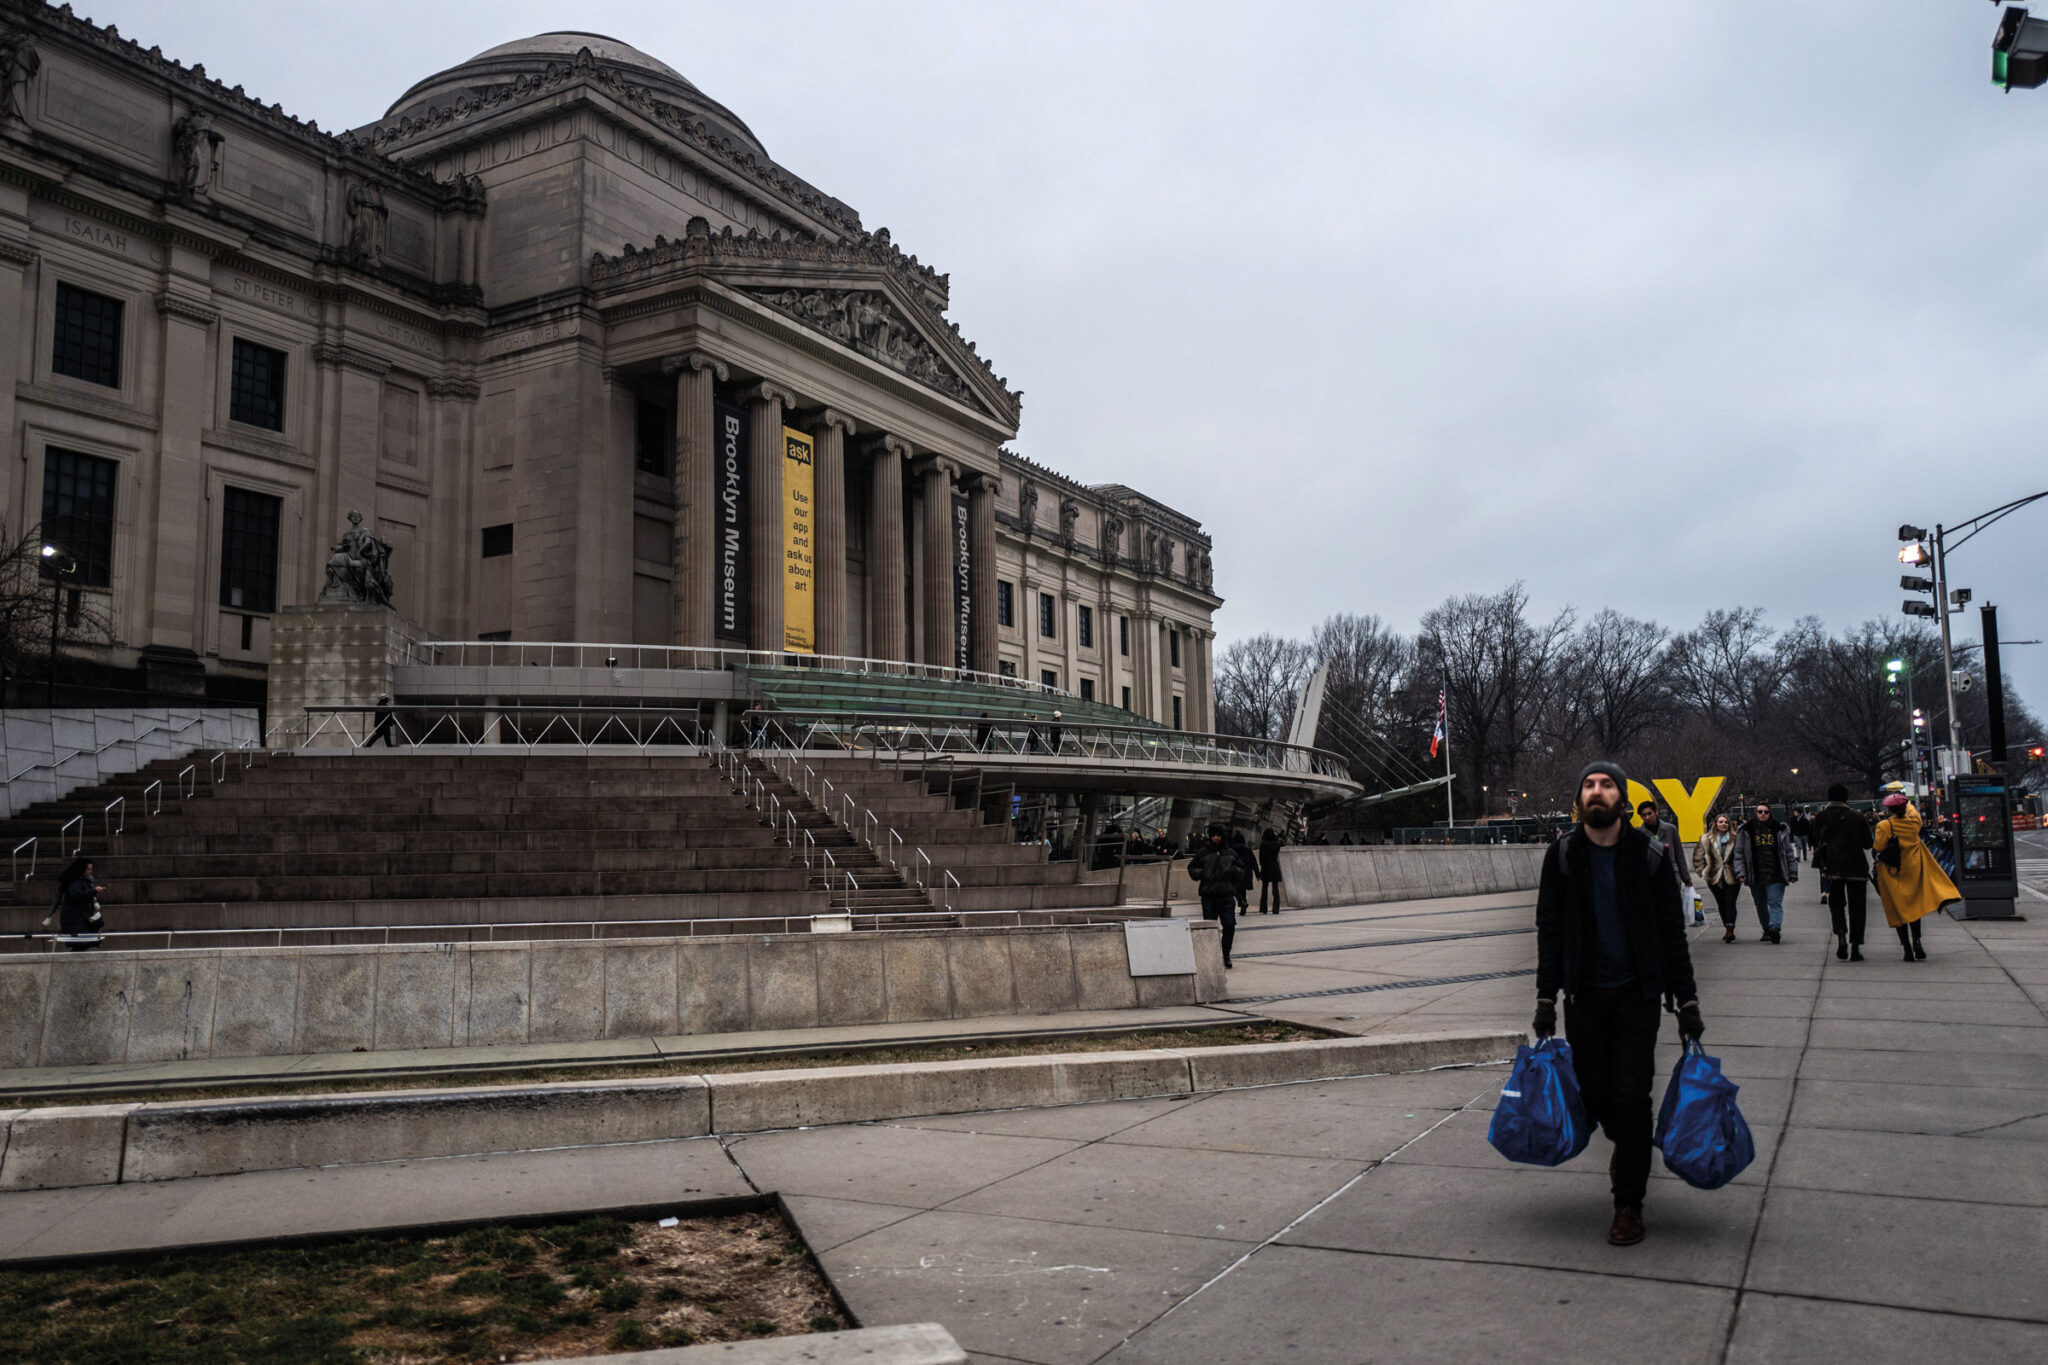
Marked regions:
[266,604,421,747]
[1278,845,1547,910]
[0,922,1226,1069]
[1,708,259,819]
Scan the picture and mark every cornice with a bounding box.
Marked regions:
[310,341,391,376]
[17,378,158,431]
[0,238,36,268]
[201,424,312,468]
[425,372,479,400]
[154,291,220,326]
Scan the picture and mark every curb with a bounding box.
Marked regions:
[545,1322,965,1365]
[0,1030,1519,1192]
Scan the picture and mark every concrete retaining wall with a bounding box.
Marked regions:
[1278,845,1546,909]
[0,922,1226,1070]
[2,708,260,818]
[0,1029,1521,1190]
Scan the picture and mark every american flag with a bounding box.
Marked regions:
[1430,689,1446,758]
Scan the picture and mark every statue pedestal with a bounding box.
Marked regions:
[267,604,421,749]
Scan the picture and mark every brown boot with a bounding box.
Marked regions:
[1608,1204,1645,1246]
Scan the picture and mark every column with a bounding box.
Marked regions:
[810,409,853,659]
[1191,627,1213,732]
[866,436,908,662]
[1159,619,1176,727]
[1019,569,1040,687]
[665,351,726,650]
[146,288,222,683]
[915,456,958,672]
[742,381,796,654]
[968,473,998,675]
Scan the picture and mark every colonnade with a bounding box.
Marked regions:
[663,349,998,672]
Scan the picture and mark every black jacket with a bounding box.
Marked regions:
[1189,844,1252,899]
[1257,831,1283,880]
[1808,801,1872,880]
[1536,823,1697,1005]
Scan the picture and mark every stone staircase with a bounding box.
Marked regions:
[0,749,1132,949]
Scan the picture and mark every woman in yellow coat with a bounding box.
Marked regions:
[1871,794,1961,961]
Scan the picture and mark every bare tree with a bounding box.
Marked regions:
[1417,583,1574,816]
[1566,609,1672,756]
[1214,633,1314,740]
[0,522,114,702]
[1311,613,1415,733]
[1779,617,1930,796]
[1666,607,1786,735]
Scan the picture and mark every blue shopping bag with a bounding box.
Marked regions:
[1654,1037,1755,1190]
[1487,1037,1592,1167]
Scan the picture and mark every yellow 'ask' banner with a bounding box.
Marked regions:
[781,427,815,654]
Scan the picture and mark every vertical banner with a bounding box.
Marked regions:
[781,426,816,654]
[952,490,971,675]
[713,400,749,645]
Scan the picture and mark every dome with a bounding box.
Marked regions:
[383,32,766,157]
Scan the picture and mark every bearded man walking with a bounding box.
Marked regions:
[1534,762,1704,1247]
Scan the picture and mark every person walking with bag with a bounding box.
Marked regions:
[1188,824,1249,968]
[1872,793,1959,961]
[1693,813,1742,943]
[1809,784,1873,962]
[1733,802,1797,943]
[1256,827,1285,914]
[41,857,106,951]
[1637,800,1699,925]
[1534,761,1705,1247]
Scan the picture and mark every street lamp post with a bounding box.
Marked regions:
[38,543,74,709]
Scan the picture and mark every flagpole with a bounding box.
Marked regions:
[1443,688,1455,829]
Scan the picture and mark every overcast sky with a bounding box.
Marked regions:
[97,1,2048,717]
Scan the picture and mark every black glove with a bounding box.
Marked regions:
[1676,1000,1705,1041]
[1532,998,1557,1038]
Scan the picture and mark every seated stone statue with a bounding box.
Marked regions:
[317,509,395,607]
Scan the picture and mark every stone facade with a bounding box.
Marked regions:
[0,13,1218,726]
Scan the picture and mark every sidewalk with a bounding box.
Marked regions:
[3,888,2042,1364]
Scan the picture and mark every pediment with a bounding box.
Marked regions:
[740,282,992,415]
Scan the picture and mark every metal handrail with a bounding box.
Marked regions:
[58,814,82,855]
[265,705,709,753]
[942,868,960,913]
[142,780,163,816]
[390,637,1074,700]
[913,847,934,891]
[103,797,124,841]
[209,752,227,788]
[15,902,1161,952]
[2,711,214,787]
[12,837,36,881]
[175,765,196,799]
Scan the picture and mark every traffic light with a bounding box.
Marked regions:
[1885,657,1905,697]
[1903,601,1937,618]
[1996,7,2048,90]
[1913,708,1927,731]
[2030,744,2046,761]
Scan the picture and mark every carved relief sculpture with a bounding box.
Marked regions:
[1017,479,1038,533]
[172,108,223,196]
[752,286,972,402]
[1058,497,1079,547]
[346,179,389,267]
[1102,515,1125,567]
[317,509,395,607]
[0,30,40,123]
[1160,536,1176,579]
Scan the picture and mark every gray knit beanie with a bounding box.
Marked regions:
[1577,760,1629,799]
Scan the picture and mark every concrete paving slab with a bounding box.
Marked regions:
[1771,1126,2048,1206]
[1278,1160,1765,1286]
[823,1209,1248,1365]
[1789,1079,2048,1137]
[1724,1292,2048,1365]
[1804,1017,2048,1055]
[1386,1108,1780,1189]
[1098,1244,1737,1365]
[779,1194,925,1254]
[893,1096,1199,1143]
[0,1136,752,1263]
[1815,978,2036,1002]
[1101,1082,1463,1163]
[726,1124,1080,1209]
[1744,1187,2048,1321]
[1794,1046,2048,1090]
[942,1142,1365,1243]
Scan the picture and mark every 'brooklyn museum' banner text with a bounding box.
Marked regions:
[781,426,816,653]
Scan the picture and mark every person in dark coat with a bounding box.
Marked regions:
[1534,761,1704,1247]
[1808,783,1873,961]
[1257,828,1285,913]
[42,857,106,950]
[1188,824,1250,968]
[1733,802,1798,943]
[1228,830,1256,913]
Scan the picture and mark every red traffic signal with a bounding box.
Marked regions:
[2029,745,2046,761]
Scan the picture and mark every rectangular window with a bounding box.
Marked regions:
[218,486,282,612]
[1170,628,1182,669]
[40,448,117,587]
[1039,592,1056,639]
[477,629,511,641]
[1173,696,1183,730]
[1121,685,1131,711]
[996,580,1014,628]
[634,399,672,476]
[52,283,123,388]
[998,660,1017,679]
[1079,678,1095,702]
[481,523,514,558]
[228,338,288,431]
[1077,604,1093,649]
[1119,615,1129,657]
[1040,669,1058,690]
